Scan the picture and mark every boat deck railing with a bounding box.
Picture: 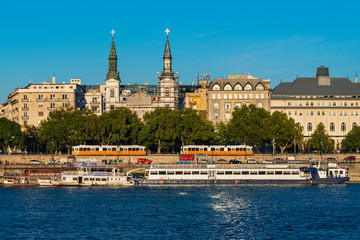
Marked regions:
[151,164,309,169]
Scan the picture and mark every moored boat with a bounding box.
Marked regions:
[139,163,349,185]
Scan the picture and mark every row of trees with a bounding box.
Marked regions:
[1,104,359,154]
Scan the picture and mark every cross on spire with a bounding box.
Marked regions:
[111,29,115,38]
[165,28,170,37]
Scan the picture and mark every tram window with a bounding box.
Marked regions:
[340,171,343,174]
[159,171,166,175]
[84,178,89,181]
[283,171,291,175]
[73,177,78,180]
[250,171,257,175]
[176,171,183,175]
[96,178,101,181]
[292,171,299,175]
[217,171,224,175]
[242,171,249,175]
[258,171,266,175]
[211,148,215,151]
[119,148,123,151]
[225,171,232,175]
[220,148,224,151]
[275,171,282,175]
[102,178,106,181]
[91,148,95,151]
[167,171,174,175]
[96,148,99,151]
[200,171,208,175]
[103,148,107,151]
[199,148,203,151]
[195,148,199,151]
[135,148,139,151]
[80,148,83,151]
[192,171,200,175]
[335,171,338,174]
[184,171,191,175]
[267,171,274,175]
[215,148,220,151]
[74,148,79,151]
[234,171,241,175]
[151,172,158,175]
[236,148,240,151]
[112,148,116,151]
[90,178,94,181]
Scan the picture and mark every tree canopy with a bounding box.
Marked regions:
[341,125,360,152]
[309,123,333,152]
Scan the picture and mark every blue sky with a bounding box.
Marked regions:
[1,0,359,102]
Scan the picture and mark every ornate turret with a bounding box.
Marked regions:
[105,30,120,82]
[162,28,173,77]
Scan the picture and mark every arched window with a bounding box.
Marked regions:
[288,102,291,106]
[307,123,312,132]
[212,84,220,91]
[330,122,335,132]
[341,122,346,132]
[256,84,264,90]
[353,122,357,128]
[244,83,253,91]
[224,84,232,91]
[234,84,242,90]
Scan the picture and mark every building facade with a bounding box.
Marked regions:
[207,74,271,124]
[184,73,210,111]
[0,76,85,127]
[271,66,360,147]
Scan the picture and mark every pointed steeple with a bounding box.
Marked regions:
[106,30,120,81]
[162,28,173,76]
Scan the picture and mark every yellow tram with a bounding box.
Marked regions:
[181,145,254,156]
[72,145,147,156]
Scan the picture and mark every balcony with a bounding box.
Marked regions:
[22,116,29,120]
[47,107,56,111]
[36,98,47,102]
[22,107,29,111]
[21,99,29,102]
[58,98,69,101]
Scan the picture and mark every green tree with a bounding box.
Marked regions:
[0,118,24,154]
[214,122,229,145]
[227,104,272,147]
[342,125,360,152]
[310,123,333,152]
[95,108,143,145]
[270,111,301,153]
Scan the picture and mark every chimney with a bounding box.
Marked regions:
[316,66,330,86]
[356,72,358,83]
[52,75,56,84]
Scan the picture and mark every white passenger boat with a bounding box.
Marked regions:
[140,163,349,184]
[54,167,135,186]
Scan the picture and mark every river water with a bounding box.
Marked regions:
[0,184,359,239]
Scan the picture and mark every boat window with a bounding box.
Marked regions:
[62,177,66,180]
[242,171,249,175]
[258,171,266,175]
[267,171,274,175]
[340,171,343,174]
[184,171,191,175]
[283,171,291,175]
[73,177,78,180]
[225,171,232,175]
[176,171,183,175]
[215,148,220,151]
[102,178,106,181]
[250,171,257,175]
[200,171,208,175]
[167,171,174,175]
[217,171,224,175]
[275,171,282,175]
[84,178,89,181]
[334,171,338,174]
[292,171,299,175]
[90,178,94,181]
[159,171,166,175]
[96,178,101,181]
[192,171,200,175]
[234,171,241,175]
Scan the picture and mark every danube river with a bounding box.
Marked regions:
[0,184,359,239]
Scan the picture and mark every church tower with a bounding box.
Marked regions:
[157,28,179,109]
[104,30,121,111]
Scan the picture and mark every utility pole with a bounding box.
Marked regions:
[272,139,276,157]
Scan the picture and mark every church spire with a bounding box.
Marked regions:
[106,30,120,81]
[162,28,173,76]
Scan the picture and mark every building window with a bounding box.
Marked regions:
[330,123,335,131]
[344,112,347,116]
[229,94,232,99]
[257,103,263,108]
[38,112,43,117]
[295,111,298,116]
[38,94,43,100]
[288,102,291,106]
[213,84,221,91]
[234,94,237,99]
[244,94,248,99]
[310,111,313,116]
[260,94,264,99]
[317,111,320,116]
[213,103,219,110]
[356,112,359,116]
[244,84,253,90]
[239,94,242,99]
[110,89,115,98]
[322,111,325,116]
[23,95,28,100]
[341,123,346,132]
[62,94,67,100]
[255,94,259,99]
[307,123,312,132]
[62,103,68,108]
[224,94,227,99]
[255,84,264,90]
[344,102,347,106]
[110,105,114,110]
[217,94,221,99]
[23,103,28,110]
[249,94,253,99]
[224,84,232,91]
[288,111,291,116]
[340,112,343,116]
[235,103,241,108]
[23,112,28,118]
[50,94,55,100]
[311,102,314,106]
[234,84,242,90]
[50,103,55,109]
[225,103,231,110]
[333,102,336,106]
[214,113,219,119]
[225,113,231,120]
[212,94,216,99]
[353,122,357,129]
[299,112,302,116]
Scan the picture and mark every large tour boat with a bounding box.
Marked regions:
[140,163,349,184]
[53,166,135,186]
